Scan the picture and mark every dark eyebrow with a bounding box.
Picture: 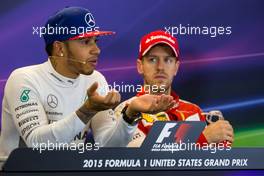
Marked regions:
[165,56,177,58]
[145,54,158,57]
[78,37,91,41]
[78,36,97,41]
[146,54,175,58]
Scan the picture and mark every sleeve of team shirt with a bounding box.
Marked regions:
[4,70,86,147]
[91,109,137,147]
[90,75,137,147]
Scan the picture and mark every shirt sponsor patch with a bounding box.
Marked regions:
[20,89,31,102]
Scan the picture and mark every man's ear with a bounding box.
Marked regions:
[137,59,144,75]
[174,60,180,76]
[53,41,66,56]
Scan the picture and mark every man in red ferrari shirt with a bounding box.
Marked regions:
[115,30,234,147]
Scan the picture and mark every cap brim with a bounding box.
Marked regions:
[142,41,179,57]
[142,41,178,58]
[68,31,115,40]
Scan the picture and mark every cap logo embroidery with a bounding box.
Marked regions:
[85,13,96,28]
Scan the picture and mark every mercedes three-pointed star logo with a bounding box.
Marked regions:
[85,13,96,27]
[47,94,58,108]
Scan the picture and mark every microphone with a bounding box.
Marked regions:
[49,55,88,64]
[202,110,224,124]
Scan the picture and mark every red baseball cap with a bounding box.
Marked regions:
[138,30,179,59]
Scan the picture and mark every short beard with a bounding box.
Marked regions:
[64,43,94,76]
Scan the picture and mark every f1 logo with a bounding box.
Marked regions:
[142,121,206,148]
[156,123,177,143]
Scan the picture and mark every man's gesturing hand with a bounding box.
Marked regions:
[85,82,121,111]
[76,82,121,123]
[126,94,176,117]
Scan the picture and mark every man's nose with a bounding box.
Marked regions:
[156,59,165,71]
[90,43,101,55]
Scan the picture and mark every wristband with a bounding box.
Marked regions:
[121,105,142,126]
